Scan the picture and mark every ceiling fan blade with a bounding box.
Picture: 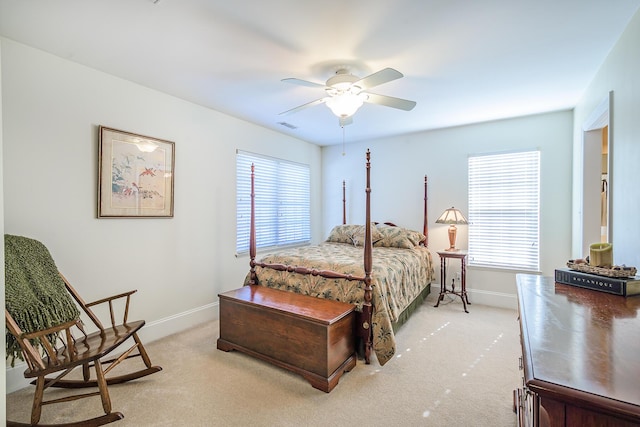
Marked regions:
[365,93,416,111]
[282,78,327,88]
[354,68,403,90]
[279,98,328,115]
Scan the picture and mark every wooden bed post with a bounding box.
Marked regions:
[423,175,428,247]
[246,150,380,365]
[342,180,346,225]
[362,150,374,364]
[249,163,257,285]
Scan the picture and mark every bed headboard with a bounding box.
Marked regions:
[370,175,428,247]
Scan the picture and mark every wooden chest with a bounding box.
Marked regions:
[217,285,356,392]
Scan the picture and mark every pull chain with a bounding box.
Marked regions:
[342,125,346,156]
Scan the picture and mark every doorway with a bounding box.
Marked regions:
[579,91,612,258]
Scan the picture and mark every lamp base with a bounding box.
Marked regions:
[445,225,459,252]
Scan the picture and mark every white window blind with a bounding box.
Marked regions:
[236,151,310,254]
[468,150,540,271]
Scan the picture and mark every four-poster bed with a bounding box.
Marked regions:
[219,149,433,380]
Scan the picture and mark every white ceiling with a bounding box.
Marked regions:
[1,0,638,146]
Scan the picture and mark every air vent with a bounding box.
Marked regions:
[278,122,298,130]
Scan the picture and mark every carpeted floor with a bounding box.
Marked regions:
[6,292,521,426]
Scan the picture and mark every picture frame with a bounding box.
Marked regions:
[98,126,175,218]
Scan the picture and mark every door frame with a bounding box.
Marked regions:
[576,91,612,258]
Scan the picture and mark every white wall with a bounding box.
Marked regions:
[1,38,322,391]
[573,9,640,267]
[322,110,574,309]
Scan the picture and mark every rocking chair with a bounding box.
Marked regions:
[5,234,162,426]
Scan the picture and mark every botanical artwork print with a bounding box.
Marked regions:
[110,140,167,210]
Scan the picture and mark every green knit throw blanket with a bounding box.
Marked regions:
[5,234,80,364]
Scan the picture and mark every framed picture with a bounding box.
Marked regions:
[98,126,175,218]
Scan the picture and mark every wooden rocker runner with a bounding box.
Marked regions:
[5,234,162,426]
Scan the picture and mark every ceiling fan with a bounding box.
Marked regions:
[279,67,416,126]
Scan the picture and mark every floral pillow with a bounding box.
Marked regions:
[326,224,361,244]
[351,223,383,246]
[374,226,426,249]
[326,223,382,246]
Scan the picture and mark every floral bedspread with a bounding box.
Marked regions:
[245,242,434,365]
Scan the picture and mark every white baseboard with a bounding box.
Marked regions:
[6,362,31,394]
[431,284,517,311]
[138,301,218,343]
[467,289,517,310]
[6,302,219,394]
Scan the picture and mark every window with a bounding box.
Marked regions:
[468,150,540,271]
[236,150,310,254]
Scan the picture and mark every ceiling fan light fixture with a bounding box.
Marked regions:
[281,66,414,122]
[326,92,366,118]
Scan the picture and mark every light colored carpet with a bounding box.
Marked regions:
[6,293,521,426]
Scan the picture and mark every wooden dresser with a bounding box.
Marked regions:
[515,274,640,427]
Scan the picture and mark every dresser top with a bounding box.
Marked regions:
[517,274,640,410]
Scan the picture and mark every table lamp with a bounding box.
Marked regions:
[436,207,468,251]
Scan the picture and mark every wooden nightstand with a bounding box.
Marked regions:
[434,250,470,313]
